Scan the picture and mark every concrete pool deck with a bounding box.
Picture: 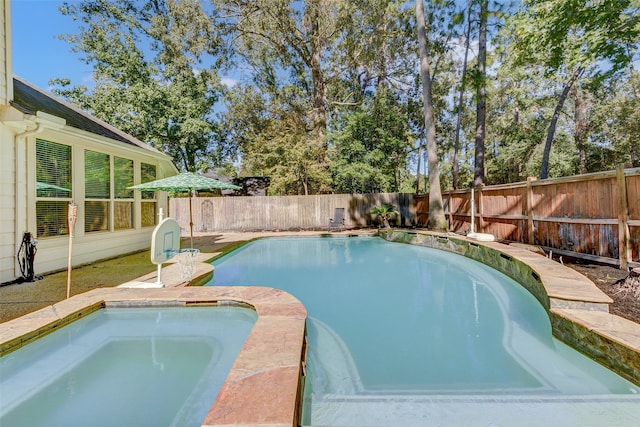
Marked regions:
[2,229,640,426]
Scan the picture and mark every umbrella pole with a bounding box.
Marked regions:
[189,191,194,248]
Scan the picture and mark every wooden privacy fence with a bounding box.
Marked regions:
[416,165,640,268]
[169,193,416,233]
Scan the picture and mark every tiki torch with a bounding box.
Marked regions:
[66,202,78,299]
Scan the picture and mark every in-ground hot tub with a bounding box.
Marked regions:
[0,287,307,427]
[1,306,256,426]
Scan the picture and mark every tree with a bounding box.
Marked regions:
[330,0,417,97]
[589,69,640,169]
[572,84,590,174]
[507,0,640,179]
[473,0,488,187]
[215,0,341,193]
[329,88,414,193]
[487,53,577,182]
[451,1,472,190]
[53,0,228,172]
[222,83,331,195]
[329,0,426,195]
[219,0,424,195]
[416,0,447,231]
[371,204,399,228]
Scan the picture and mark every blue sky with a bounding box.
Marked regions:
[11,0,243,92]
[11,0,91,90]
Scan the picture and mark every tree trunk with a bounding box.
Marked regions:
[308,0,328,155]
[311,52,327,143]
[415,139,422,194]
[474,0,487,188]
[540,66,584,179]
[415,0,447,231]
[452,4,472,190]
[573,85,588,174]
[311,54,327,143]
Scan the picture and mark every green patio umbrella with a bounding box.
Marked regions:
[36,181,71,193]
[129,172,241,247]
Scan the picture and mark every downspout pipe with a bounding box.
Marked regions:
[12,111,65,279]
[14,120,44,279]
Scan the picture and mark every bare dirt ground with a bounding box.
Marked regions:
[566,260,640,324]
[1,232,639,325]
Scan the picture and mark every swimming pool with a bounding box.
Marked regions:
[208,236,640,426]
[0,306,256,427]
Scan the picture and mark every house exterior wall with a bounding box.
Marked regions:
[0,121,176,284]
[0,0,11,105]
[0,0,178,284]
[0,124,17,283]
[24,127,173,280]
[0,0,16,283]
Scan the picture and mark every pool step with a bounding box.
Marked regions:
[302,394,640,427]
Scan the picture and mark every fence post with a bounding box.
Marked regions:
[447,190,453,229]
[616,164,631,271]
[526,177,536,245]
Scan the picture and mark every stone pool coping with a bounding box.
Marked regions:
[0,286,307,427]
[380,229,640,386]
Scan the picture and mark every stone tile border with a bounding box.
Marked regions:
[0,286,307,427]
[379,229,640,386]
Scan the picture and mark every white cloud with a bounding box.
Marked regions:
[221,77,238,88]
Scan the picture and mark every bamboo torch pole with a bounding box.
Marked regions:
[66,202,78,299]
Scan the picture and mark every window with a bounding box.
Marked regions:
[140,163,157,227]
[36,143,156,235]
[36,140,72,238]
[85,150,109,232]
[114,157,134,230]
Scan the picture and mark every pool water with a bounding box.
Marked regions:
[0,306,256,427]
[207,236,640,426]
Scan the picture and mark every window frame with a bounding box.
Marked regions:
[32,135,164,239]
[35,139,73,239]
[84,149,111,233]
[114,156,135,230]
[140,162,158,228]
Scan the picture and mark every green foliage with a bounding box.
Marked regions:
[53,0,227,172]
[331,0,417,95]
[497,0,640,179]
[370,203,399,228]
[509,0,640,76]
[213,0,348,193]
[587,70,640,168]
[222,85,331,195]
[49,0,640,194]
[329,89,414,193]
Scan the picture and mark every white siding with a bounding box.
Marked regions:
[2,119,175,284]
[34,230,155,275]
[1,122,176,284]
[20,128,172,279]
[0,0,176,283]
[0,124,16,283]
[0,0,6,105]
[0,0,12,105]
